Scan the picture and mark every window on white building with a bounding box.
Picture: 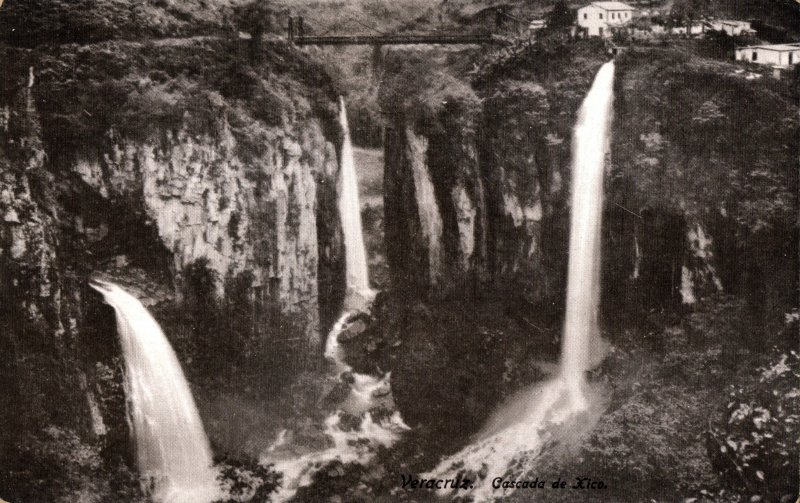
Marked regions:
[752,51,757,61]
[599,13,603,19]
[584,13,588,19]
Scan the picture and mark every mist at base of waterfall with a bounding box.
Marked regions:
[426,378,610,501]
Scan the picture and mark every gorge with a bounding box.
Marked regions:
[1,1,798,502]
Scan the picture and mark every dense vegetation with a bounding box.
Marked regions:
[1,36,339,161]
[613,45,798,330]
[366,28,798,503]
[1,1,797,502]
[0,0,239,46]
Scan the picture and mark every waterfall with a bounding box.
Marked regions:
[338,96,371,298]
[560,60,615,405]
[90,280,219,503]
[423,62,615,501]
[261,101,408,500]
[262,312,409,502]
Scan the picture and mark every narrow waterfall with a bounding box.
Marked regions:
[90,280,219,503]
[338,96,371,298]
[560,60,615,405]
[424,62,615,501]
[261,100,408,501]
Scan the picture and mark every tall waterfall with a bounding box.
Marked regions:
[338,96,371,297]
[424,62,615,501]
[560,60,615,403]
[262,99,408,501]
[90,280,219,503]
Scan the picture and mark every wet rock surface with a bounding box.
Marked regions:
[0,33,345,502]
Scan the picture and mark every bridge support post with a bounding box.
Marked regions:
[371,44,385,71]
[288,16,294,42]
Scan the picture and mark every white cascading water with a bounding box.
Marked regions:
[560,60,615,406]
[90,280,220,503]
[261,98,408,501]
[424,61,615,501]
[338,96,372,302]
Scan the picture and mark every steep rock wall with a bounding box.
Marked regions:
[381,48,586,305]
[71,119,337,343]
[610,47,797,324]
[381,43,795,315]
[0,39,345,470]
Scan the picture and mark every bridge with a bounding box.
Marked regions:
[287,15,514,47]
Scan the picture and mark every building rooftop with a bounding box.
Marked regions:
[590,1,636,10]
[740,43,800,52]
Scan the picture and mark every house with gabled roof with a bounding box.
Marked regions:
[577,1,636,37]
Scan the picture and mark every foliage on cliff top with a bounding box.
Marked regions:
[379,37,608,135]
[0,36,341,161]
[471,35,608,91]
[614,46,798,233]
[0,0,240,46]
[379,47,482,130]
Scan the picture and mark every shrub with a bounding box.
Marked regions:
[706,347,799,500]
[214,455,281,503]
[0,427,145,503]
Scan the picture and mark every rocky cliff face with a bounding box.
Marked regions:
[70,113,338,345]
[384,85,565,301]
[609,47,797,325]
[381,42,797,319]
[0,38,345,478]
[381,45,592,305]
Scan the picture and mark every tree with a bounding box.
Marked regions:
[670,0,705,24]
[547,0,575,30]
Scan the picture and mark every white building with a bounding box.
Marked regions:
[735,43,800,67]
[577,1,636,37]
[708,20,756,37]
[671,22,706,36]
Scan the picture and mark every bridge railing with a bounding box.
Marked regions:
[287,16,510,46]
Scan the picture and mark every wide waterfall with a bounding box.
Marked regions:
[338,96,371,299]
[90,280,219,503]
[424,61,615,501]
